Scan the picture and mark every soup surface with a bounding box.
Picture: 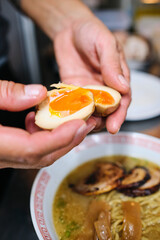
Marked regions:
[53,156,160,240]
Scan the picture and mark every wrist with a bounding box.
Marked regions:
[21,0,94,40]
[51,0,94,40]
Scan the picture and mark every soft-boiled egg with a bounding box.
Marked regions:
[84,85,121,117]
[35,83,121,130]
[35,83,95,130]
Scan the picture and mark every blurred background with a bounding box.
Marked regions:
[2,0,160,129]
[1,0,160,88]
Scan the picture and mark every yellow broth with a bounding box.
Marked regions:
[53,155,160,240]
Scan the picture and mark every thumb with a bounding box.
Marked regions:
[0,80,47,111]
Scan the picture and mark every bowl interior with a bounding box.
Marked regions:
[30,132,160,240]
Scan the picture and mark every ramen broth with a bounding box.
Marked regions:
[53,156,160,240]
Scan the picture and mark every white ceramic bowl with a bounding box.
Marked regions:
[30,132,160,240]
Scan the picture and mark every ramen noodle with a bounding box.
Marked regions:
[53,156,160,240]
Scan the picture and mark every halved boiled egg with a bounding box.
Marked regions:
[35,83,95,130]
[84,85,121,117]
[35,83,121,130]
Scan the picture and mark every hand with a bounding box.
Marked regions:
[0,81,96,169]
[21,0,131,133]
[54,17,131,133]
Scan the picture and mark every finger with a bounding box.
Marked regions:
[38,118,97,167]
[89,116,105,132]
[118,44,130,83]
[38,138,81,168]
[0,80,47,111]
[62,76,103,87]
[29,118,96,156]
[106,89,131,134]
[0,119,95,169]
[29,117,96,168]
[0,159,30,169]
[96,33,130,94]
[25,111,98,137]
[0,119,95,160]
[25,112,42,133]
[0,120,84,159]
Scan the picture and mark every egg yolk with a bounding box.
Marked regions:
[87,89,115,105]
[49,88,92,118]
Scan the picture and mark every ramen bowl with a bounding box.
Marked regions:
[30,132,160,240]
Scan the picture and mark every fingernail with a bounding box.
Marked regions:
[75,122,95,139]
[24,85,44,97]
[107,119,121,134]
[74,124,87,140]
[86,119,97,134]
[114,127,120,134]
[118,75,129,88]
[108,127,120,135]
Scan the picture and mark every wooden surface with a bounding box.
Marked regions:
[142,124,160,138]
[121,116,160,139]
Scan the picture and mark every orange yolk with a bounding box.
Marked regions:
[49,88,92,118]
[87,89,115,105]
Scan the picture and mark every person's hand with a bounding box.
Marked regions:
[54,17,131,133]
[0,80,96,169]
[21,0,131,134]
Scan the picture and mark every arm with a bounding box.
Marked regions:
[10,0,131,133]
[21,0,94,39]
[10,0,93,38]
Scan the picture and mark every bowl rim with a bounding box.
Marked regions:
[30,131,160,240]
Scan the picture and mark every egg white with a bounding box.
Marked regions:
[84,85,121,117]
[35,84,95,130]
